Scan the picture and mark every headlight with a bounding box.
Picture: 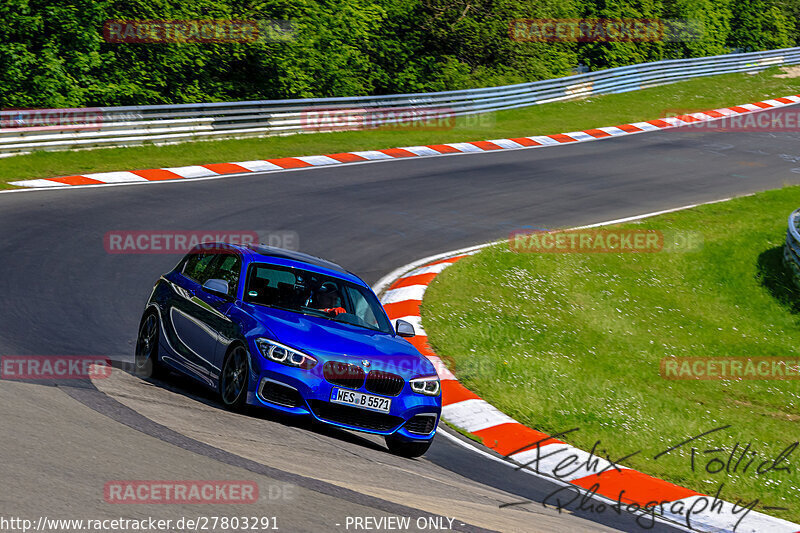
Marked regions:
[256,338,317,370]
[410,375,440,396]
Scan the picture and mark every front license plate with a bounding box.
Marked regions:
[331,388,392,413]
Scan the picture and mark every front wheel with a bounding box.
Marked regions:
[134,311,164,379]
[219,345,250,411]
[385,434,433,458]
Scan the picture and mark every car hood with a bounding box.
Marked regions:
[247,306,434,376]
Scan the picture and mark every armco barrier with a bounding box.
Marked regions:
[783,208,800,286]
[2,47,800,155]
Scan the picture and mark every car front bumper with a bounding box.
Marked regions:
[245,348,441,441]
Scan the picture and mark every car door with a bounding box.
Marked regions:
[159,249,215,380]
[196,251,243,380]
[168,249,238,382]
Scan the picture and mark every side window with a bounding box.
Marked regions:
[342,285,380,328]
[182,252,216,283]
[252,266,296,289]
[244,265,298,305]
[213,253,242,294]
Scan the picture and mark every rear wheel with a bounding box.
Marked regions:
[134,311,164,379]
[385,434,433,458]
[219,345,250,411]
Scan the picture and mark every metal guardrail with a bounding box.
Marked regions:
[784,209,800,286]
[2,46,800,155]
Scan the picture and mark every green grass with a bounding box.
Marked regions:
[2,67,799,190]
[423,186,800,522]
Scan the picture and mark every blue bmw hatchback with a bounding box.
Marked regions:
[135,242,441,457]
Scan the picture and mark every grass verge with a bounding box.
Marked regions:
[2,67,800,190]
[423,186,800,522]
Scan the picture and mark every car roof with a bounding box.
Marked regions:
[246,244,345,271]
[239,243,366,286]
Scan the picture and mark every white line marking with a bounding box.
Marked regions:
[348,150,394,160]
[163,165,219,178]
[442,398,516,432]
[660,117,687,127]
[295,155,341,166]
[373,250,483,296]
[445,142,485,152]
[233,160,284,172]
[381,285,428,304]
[563,132,595,142]
[628,121,662,131]
[82,171,149,183]
[485,139,525,149]
[738,103,763,112]
[405,262,454,277]
[526,136,561,145]
[9,179,68,188]
[401,146,446,156]
[597,126,630,135]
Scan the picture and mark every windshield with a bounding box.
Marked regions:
[244,263,393,334]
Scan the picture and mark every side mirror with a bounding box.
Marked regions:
[202,278,230,297]
[396,319,415,338]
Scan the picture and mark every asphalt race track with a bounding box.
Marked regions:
[2,107,800,532]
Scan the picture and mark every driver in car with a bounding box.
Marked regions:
[315,282,347,317]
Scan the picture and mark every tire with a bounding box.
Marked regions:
[134,311,164,379]
[385,434,433,458]
[219,344,250,411]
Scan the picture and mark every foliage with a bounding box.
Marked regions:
[0,0,796,107]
